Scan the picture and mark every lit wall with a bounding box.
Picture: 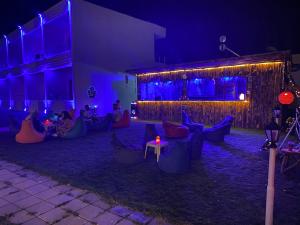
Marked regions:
[73,62,136,115]
[72,0,166,72]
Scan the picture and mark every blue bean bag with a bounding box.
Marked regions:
[158,139,190,173]
[188,129,204,160]
[182,110,204,132]
[63,117,87,139]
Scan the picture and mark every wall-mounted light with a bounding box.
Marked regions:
[239,93,245,101]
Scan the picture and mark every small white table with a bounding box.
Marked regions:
[144,140,168,162]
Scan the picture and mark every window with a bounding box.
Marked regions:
[140,80,183,100]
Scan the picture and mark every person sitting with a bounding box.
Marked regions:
[83,105,93,120]
[113,100,122,122]
[55,111,74,137]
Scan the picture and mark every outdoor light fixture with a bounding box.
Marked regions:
[44,109,47,114]
[219,35,240,57]
[130,101,138,119]
[272,106,281,125]
[264,120,280,225]
[239,93,245,101]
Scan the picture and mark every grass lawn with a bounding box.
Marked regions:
[0,121,299,225]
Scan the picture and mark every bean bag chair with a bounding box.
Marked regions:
[182,110,204,132]
[16,120,45,144]
[212,116,234,135]
[112,110,130,128]
[163,121,189,138]
[63,117,87,139]
[188,129,204,160]
[158,139,190,173]
[203,126,227,142]
[87,113,113,132]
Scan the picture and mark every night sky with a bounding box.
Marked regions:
[0,0,299,63]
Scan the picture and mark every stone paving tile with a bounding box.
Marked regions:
[10,176,28,185]
[110,205,133,217]
[55,215,88,225]
[26,201,55,216]
[78,204,104,221]
[51,185,73,194]
[4,164,23,172]
[0,186,19,198]
[128,212,153,225]
[62,199,88,212]
[93,211,122,225]
[35,188,60,200]
[47,193,74,206]
[23,217,49,225]
[0,198,9,208]
[0,172,19,180]
[0,160,173,225]
[3,190,31,203]
[79,192,101,204]
[42,179,59,188]
[15,195,42,209]
[0,181,7,189]
[66,188,87,198]
[92,199,112,211]
[9,209,35,224]
[39,207,69,224]
[116,219,136,225]
[0,203,21,216]
[13,179,39,189]
[25,183,49,195]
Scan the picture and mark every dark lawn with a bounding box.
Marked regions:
[0,121,300,225]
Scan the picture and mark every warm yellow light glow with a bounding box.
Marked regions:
[136,61,283,77]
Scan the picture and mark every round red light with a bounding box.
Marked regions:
[278,91,295,105]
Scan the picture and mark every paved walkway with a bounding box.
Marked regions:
[0,160,170,225]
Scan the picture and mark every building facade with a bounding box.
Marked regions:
[0,0,166,115]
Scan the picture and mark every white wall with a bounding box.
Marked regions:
[72,0,166,72]
[73,62,136,115]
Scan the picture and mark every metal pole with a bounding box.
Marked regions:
[265,147,277,225]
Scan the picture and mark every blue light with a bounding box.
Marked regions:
[155,82,159,86]
[67,0,71,13]
[44,109,47,114]
[23,107,27,112]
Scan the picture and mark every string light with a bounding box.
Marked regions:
[136,61,283,77]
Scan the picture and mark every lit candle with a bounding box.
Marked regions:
[156,136,160,144]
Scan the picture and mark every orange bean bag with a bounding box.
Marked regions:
[16,120,45,144]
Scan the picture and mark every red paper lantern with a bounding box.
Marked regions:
[278,91,295,105]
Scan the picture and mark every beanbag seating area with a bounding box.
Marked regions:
[188,128,204,160]
[112,110,130,128]
[203,115,234,142]
[86,113,113,132]
[212,115,234,135]
[163,121,189,138]
[63,117,87,139]
[15,120,45,144]
[182,110,204,132]
[158,138,190,173]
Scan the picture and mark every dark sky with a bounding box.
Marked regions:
[0,0,299,63]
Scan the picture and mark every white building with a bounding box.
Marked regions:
[0,0,166,115]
